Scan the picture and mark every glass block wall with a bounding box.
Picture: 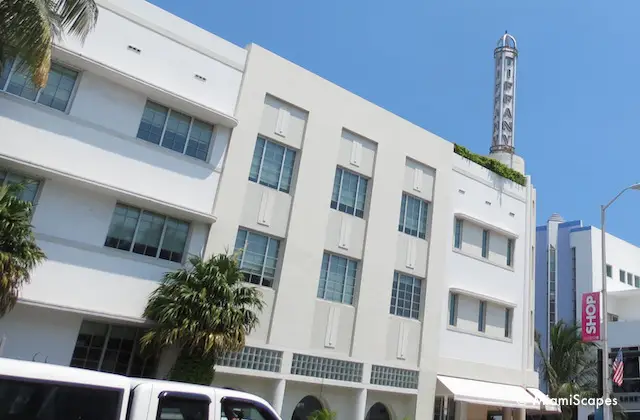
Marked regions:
[291,353,363,383]
[370,365,419,389]
[218,346,282,373]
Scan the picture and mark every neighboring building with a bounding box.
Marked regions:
[535,216,640,419]
[0,2,554,419]
[0,0,245,376]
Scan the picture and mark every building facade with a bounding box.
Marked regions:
[535,216,640,419]
[0,1,555,419]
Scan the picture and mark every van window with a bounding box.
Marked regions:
[157,395,209,420]
[221,399,278,420]
[0,376,122,420]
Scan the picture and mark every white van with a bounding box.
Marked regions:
[0,357,281,420]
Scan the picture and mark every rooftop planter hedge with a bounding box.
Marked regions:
[453,144,527,187]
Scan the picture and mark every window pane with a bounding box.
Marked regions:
[159,219,189,263]
[3,172,39,203]
[37,63,78,111]
[185,120,213,161]
[330,169,342,210]
[0,58,14,90]
[6,63,38,100]
[398,194,407,232]
[258,141,285,189]
[338,171,358,213]
[317,253,357,304]
[70,321,108,370]
[317,253,330,299]
[234,229,280,287]
[132,211,165,257]
[104,205,140,251]
[418,201,428,239]
[249,137,266,182]
[279,148,296,193]
[161,110,191,153]
[355,177,367,218]
[137,102,168,144]
[158,397,210,420]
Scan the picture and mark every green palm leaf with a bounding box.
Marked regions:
[0,0,98,87]
[141,253,265,384]
[0,183,46,317]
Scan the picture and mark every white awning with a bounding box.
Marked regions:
[527,387,562,413]
[437,375,546,411]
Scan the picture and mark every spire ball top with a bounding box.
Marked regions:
[497,32,517,49]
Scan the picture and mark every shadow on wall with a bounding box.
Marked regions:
[0,99,220,180]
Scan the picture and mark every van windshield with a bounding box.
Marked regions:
[0,376,122,420]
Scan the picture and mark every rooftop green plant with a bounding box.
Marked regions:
[453,144,527,187]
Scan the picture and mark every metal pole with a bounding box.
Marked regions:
[601,205,610,420]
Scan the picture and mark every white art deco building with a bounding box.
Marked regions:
[0,1,556,419]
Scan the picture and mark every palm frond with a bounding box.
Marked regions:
[141,253,265,358]
[0,0,98,87]
[0,183,47,317]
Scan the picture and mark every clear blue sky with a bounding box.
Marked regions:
[150,0,640,244]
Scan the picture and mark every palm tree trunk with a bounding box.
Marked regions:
[168,350,217,385]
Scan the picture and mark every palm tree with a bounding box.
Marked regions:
[0,0,99,87]
[0,183,46,317]
[536,321,625,420]
[141,253,265,385]
[307,409,337,420]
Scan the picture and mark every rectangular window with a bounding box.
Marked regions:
[0,377,122,420]
[454,218,463,249]
[389,272,422,320]
[104,203,190,263]
[331,167,368,218]
[507,238,514,267]
[628,272,634,286]
[159,395,210,420]
[249,136,296,193]
[481,229,490,258]
[448,293,458,326]
[607,264,612,277]
[478,301,486,332]
[136,100,214,161]
[620,270,626,283]
[234,229,281,288]
[505,308,512,338]
[0,169,40,204]
[398,193,429,239]
[70,320,157,378]
[317,253,358,305]
[635,276,640,288]
[1,58,78,112]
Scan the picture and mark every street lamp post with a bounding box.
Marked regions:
[600,183,640,420]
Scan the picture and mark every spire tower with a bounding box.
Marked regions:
[489,31,525,174]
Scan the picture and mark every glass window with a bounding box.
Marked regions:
[448,293,458,326]
[389,272,422,320]
[104,204,189,262]
[505,308,512,338]
[70,320,157,378]
[221,398,278,420]
[506,238,514,267]
[158,395,209,420]
[0,169,40,204]
[620,270,626,283]
[635,276,640,288]
[136,101,213,161]
[398,193,429,239]
[234,229,281,288]
[1,59,78,111]
[478,301,486,332]
[481,229,490,258]
[629,272,634,286]
[331,167,368,218]
[454,218,463,249]
[317,253,358,305]
[606,264,612,277]
[0,377,122,420]
[249,137,296,193]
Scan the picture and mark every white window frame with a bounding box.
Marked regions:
[234,228,281,288]
[104,203,190,263]
[331,167,369,219]
[398,193,429,240]
[249,136,297,193]
[137,100,215,162]
[317,252,358,305]
[389,272,422,320]
[0,59,80,113]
